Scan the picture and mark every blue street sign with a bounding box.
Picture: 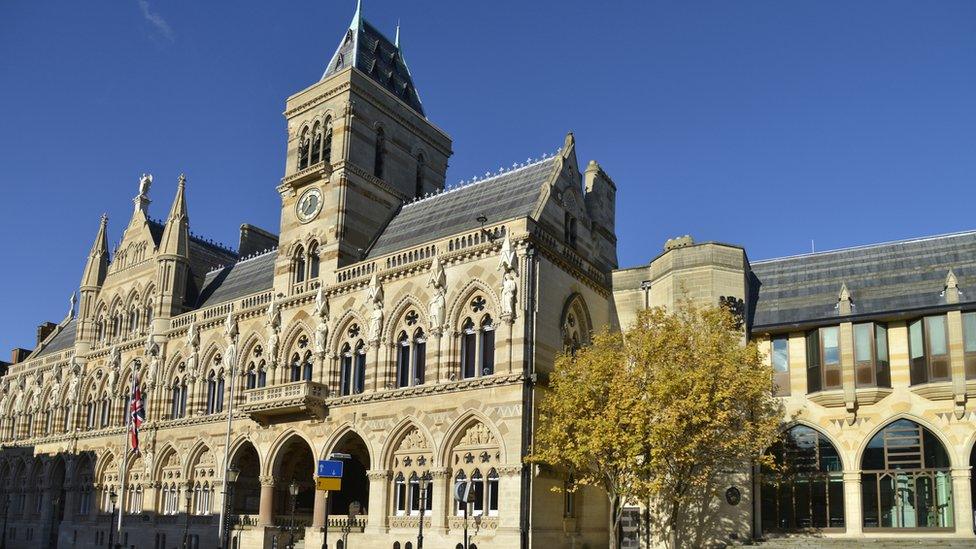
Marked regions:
[318,459,344,478]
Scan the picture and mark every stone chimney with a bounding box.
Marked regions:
[10,348,30,364]
[36,322,57,345]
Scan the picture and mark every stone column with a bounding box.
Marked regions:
[951,467,975,536]
[429,467,450,533]
[365,470,390,533]
[311,489,327,528]
[842,471,863,536]
[258,476,275,527]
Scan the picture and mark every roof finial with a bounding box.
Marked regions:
[353,0,363,28]
[395,19,400,48]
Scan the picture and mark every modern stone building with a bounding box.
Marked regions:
[2,3,976,549]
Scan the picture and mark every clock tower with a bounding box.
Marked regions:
[274,1,452,296]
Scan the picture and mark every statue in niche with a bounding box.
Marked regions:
[313,288,330,356]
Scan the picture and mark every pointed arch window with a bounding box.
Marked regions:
[486,469,499,516]
[310,122,322,165]
[460,314,495,379]
[85,398,95,429]
[374,127,385,179]
[216,369,225,413]
[861,419,953,530]
[322,118,333,165]
[396,332,410,388]
[294,246,307,284]
[308,241,320,280]
[99,395,110,428]
[205,371,218,414]
[298,127,310,170]
[171,374,187,419]
[393,473,406,516]
[454,470,467,515]
[760,425,844,532]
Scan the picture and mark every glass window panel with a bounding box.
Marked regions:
[821,327,839,365]
[963,313,976,353]
[926,316,947,355]
[854,324,873,363]
[772,337,789,373]
[909,320,924,360]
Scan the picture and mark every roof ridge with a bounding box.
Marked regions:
[753,229,976,265]
[403,150,560,209]
[207,246,278,275]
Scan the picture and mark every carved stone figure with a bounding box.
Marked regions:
[138,173,153,197]
[224,312,239,368]
[368,299,384,344]
[266,325,279,367]
[501,271,518,318]
[314,289,330,355]
[266,293,281,330]
[428,286,446,332]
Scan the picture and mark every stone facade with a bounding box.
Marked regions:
[3,4,976,549]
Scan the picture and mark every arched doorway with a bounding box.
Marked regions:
[328,431,370,517]
[230,441,261,516]
[759,425,844,532]
[272,436,316,525]
[861,419,953,530]
[46,457,66,549]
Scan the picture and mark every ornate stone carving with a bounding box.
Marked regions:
[458,422,496,447]
[185,322,201,379]
[397,427,429,452]
[138,173,153,197]
[427,255,447,335]
[367,274,384,345]
[314,288,330,356]
[224,312,239,368]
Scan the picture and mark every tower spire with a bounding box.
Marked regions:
[395,19,400,48]
[80,214,110,288]
[159,173,190,257]
[353,0,363,29]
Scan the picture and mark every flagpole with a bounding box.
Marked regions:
[116,361,138,536]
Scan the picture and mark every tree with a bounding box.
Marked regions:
[529,303,781,549]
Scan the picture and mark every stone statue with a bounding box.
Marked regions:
[68,292,77,320]
[266,325,279,367]
[501,271,518,318]
[224,312,239,368]
[428,286,446,332]
[108,345,121,392]
[68,356,82,403]
[138,173,153,197]
[368,299,384,344]
[313,288,330,356]
[266,293,281,331]
[186,322,200,378]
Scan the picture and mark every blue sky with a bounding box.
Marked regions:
[0,0,974,353]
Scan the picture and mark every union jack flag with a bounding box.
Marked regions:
[129,377,146,453]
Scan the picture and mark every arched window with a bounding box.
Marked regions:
[171,374,187,419]
[322,118,333,165]
[290,353,301,382]
[374,127,385,178]
[354,341,366,393]
[486,469,499,516]
[454,470,467,515]
[861,419,953,529]
[393,473,406,516]
[308,241,320,280]
[480,316,495,376]
[413,329,427,386]
[302,351,313,382]
[85,397,95,429]
[294,246,306,284]
[396,332,410,388]
[216,369,225,413]
[340,343,353,395]
[470,469,485,516]
[100,395,110,428]
[760,425,844,532]
[415,153,426,198]
[205,371,217,414]
[310,122,322,165]
[460,314,495,379]
[298,127,310,170]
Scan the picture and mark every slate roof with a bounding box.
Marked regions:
[322,14,424,116]
[196,251,276,309]
[34,318,77,358]
[750,231,976,329]
[367,156,558,258]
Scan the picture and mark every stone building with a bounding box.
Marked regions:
[2,4,976,549]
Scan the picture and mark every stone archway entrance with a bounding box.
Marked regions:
[229,441,261,516]
[328,430,370,517]
[272,436,316,534]
[46,458,66,549]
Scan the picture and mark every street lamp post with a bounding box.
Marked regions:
[106,490,117,549]
[221,467,240,549]
[287,481,299,549]
[417,473,430,549]
[182,487,192,549]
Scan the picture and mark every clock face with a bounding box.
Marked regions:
[296,188,322,223]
